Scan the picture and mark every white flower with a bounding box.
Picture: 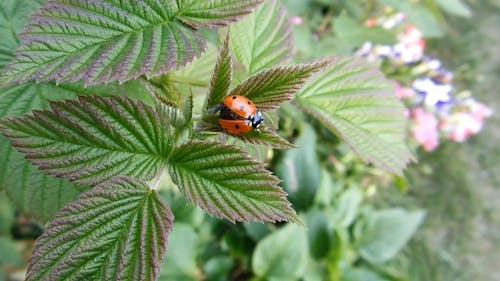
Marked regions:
[412,78,452,106]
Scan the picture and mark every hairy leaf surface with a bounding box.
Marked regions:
[232,126,295,149]
[0,0,206,86]
[207,32,232,108]
[26,177,173,281]
[2,154,83,222]
[0,0,44,68]
[0,0,155,220]
[0,80,151,221]
[0,96,172,186]
[168,141,299,223]
[230,0,294,75]
[230,59,331,111]
[295,57,412,174]
[178,0,263,28]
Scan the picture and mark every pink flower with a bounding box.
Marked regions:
[289,16,303,26]
[441,113,481,142]
[411,108,439,151]
[470,102,493,123]
[395,84,415,99]
[400,25,425,46]
[365,18,377,27]
[441,101,492,142]
[393,25,426,63]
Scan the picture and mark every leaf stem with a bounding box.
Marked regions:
[169,76,208,87]
[150,169,165,190]
[318,8,334,35]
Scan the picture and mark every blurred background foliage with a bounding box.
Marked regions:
[1,0,499,281]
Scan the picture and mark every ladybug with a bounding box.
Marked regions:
[218,95,263,135]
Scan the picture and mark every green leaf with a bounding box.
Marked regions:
[294,57,412,175]
[0,0,207,87]
[0,0,44,68]
[0,80,151,222]
[276,124,321,210]
[435,0,472,17]
[207,31,232,109]
[231,59,331,111]
[356,208,425,264]
[168,141,299,223]
[306,208,332,260]
[25,177,173,281]
[0,192,15,234]
[252,223,308,281]
[331,186,363,228]
[230,0,294,75]
[334,13,397,46]
[341,268,390,281]
[3,158,83,222]
[203,256,234,281]
[0,237,23,266]
[159,223,200,281]
[0,95,173,186]
[378,0,444,37]
[231,126,296,149]
[178,0,264,28]
[0,84,102,221]
[171,43,218,96]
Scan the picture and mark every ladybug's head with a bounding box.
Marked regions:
[250,110,264,128]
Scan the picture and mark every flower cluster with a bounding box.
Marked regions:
[357,13,492,151]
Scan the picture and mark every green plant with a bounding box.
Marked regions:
[0,0,413,280]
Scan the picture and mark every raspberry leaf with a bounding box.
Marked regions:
[0,0,263,87]
[207,31,233,109]
[0,96,173,186]
[294,57,413,175]
[177,0,264,28]
[25,177,173,281]
[168,141,300,223]
[230,0,294,75]
[230,59,332,111]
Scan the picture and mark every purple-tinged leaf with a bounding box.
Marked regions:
[0,0,44,69]
[295,57,413,175]
[178,0,264,28]
[0,0,206,87]
[230,0,294,75]
[25,177,173,281]
[0,95,173,186]
[196,114,294,149]
[229,126,296,149]
[230,58,333,111]
[168,141,300,223]
[207,31,233,108]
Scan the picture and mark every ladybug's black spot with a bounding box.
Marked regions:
[235,124,240,129]
[248,101,251,105]
[239,106,244,110]
[232,96,237,99]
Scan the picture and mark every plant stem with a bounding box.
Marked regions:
[150,169,165,190]
[169,75,208,87]
[319,8,334,35]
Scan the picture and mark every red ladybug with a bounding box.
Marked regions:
[218,95,263,135]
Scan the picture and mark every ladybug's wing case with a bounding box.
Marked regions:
[219,103,244,120]
[218,119,253,134]
[221,96,257,119]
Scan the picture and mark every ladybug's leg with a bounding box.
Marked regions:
[207,103,222,114]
